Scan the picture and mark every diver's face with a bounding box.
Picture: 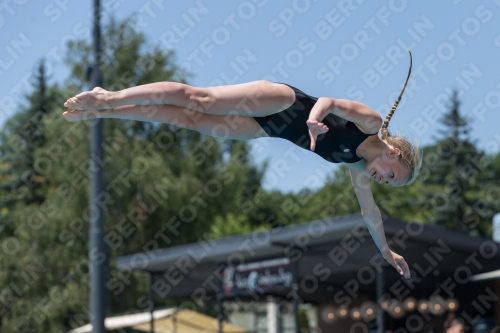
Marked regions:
[365,148,409,187]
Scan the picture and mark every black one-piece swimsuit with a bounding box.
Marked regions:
[253,83,376,164]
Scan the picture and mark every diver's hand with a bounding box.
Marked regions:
[306,119,329,151]
[385,250,411,279]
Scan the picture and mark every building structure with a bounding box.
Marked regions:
[117,214,500,332]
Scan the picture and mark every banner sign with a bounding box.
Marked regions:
[223,258,293,296]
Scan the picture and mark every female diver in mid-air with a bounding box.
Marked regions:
[63,52,421,280]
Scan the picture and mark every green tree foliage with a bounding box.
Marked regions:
[478,152,500,234]
[208,213,253,239]
[0,64,71,332]
[419,91,488,234]
[0,60,62,227]
[0,17,268,332]
[293,166,359,223]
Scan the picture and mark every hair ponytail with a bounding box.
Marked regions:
[379,51,422,186]
[381,50,413,140]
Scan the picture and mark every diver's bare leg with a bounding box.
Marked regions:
[62,103,269,140]
[64,81,295,117]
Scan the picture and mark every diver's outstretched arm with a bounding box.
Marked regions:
[348,165,411,279]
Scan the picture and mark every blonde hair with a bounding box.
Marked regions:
[381,51,422,186]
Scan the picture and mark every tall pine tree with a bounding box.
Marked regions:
[0,59,61,230]
[421,90,484,234]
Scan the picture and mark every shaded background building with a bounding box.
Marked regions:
[116,214,500,332]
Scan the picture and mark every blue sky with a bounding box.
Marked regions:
[1,0,500,193]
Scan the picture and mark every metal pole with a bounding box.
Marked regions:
[218,264,225,333]
[89,0,105,332]
[376,263,384,333]
[149,273,155,333]
[292,260,299,333]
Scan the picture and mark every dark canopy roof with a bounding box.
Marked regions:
[116,214,500,303]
